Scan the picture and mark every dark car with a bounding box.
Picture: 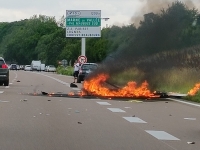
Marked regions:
[10,64,18,70]
[77,63,98,83]
[0,57,9,86]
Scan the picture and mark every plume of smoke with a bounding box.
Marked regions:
[131,0,196,27]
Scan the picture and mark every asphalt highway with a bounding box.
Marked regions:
[0,70,199,150]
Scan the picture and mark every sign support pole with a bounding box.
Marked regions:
[81,38,86,56]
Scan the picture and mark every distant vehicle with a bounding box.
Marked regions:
[31,60,41,71]
[45,65,49,72]
[77,63,98,83]
[46,65,56,72]
[41,64,45,71]
[10,64,18,70]
[17,65,20,70]
[0,57,9,86]
[20,65,24,70]
[24,65,31,71]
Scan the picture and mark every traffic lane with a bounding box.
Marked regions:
[0,72,174,150]
[0,96,174,150]
[1,73,198,149]
[41,72,83,89]
[97,98,200,150]
[4,70,75,95]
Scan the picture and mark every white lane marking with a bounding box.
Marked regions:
[0,91,4,94]
[145,130,180,140]
[184,118,196,120]
[0,100,9,102]
[167,98,200,107]
[32,72,70,87]
[107,108,126,112]
[72,88,81,90]
[123,117,147,123]
[97,102,111,105]
[5,86,9,88]
[13,72,18,78]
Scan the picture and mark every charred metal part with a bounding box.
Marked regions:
[153,91,169,98]
[24,88,185,100]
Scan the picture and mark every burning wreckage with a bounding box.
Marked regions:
[31,73,189,100]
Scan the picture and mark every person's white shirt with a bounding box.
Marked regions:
[74,63,80,71]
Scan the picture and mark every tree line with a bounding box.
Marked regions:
[0,1,200,66]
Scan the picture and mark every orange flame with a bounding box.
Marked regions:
[83,73,155,98]
[188,83,200,96]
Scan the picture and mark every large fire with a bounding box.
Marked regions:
[188,83,200,96]
[82,73,156,98]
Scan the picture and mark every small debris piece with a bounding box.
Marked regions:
[165,102,168,103]
[17,80,20,82]
[132,115,135,117]
[78,122,82,124]
[41,91,48,95]
[169,114,172,116]
[47,100,51,101]
[20,99,27,102]
[75,110,80,113]
[187,142,195,144]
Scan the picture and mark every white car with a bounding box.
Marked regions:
[24,65,31,71]
[46,65,56,72]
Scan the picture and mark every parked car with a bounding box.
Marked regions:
[0,57,9,86]
[10,64,18,70]
[77,63,98,83]
[24,65,31,71]
[46,65,56,72]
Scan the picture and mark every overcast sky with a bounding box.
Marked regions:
[0,0,199,27]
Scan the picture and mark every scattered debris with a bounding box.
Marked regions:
[78,122,82,124]
[187,142,195,144]
[41,91,48,95]
[75,110,80,113]
[46,114,50,116]
[20,99,27,102]
[16,80,20,82]
[169,114,172,116]
[132,115,135,117]
[47,100,51,101]
[165,102,168,103]
[70,83,78,87]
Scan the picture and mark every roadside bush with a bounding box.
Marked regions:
[185,91,200,103]
[56,66,74,76]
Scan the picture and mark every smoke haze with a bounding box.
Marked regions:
[131,0,197,27]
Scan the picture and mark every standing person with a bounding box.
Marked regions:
[73,60,80,83]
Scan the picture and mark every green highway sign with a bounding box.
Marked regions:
[66,10,101,37]
[66,18,101,27]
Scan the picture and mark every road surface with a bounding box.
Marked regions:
[0,70,199,150]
